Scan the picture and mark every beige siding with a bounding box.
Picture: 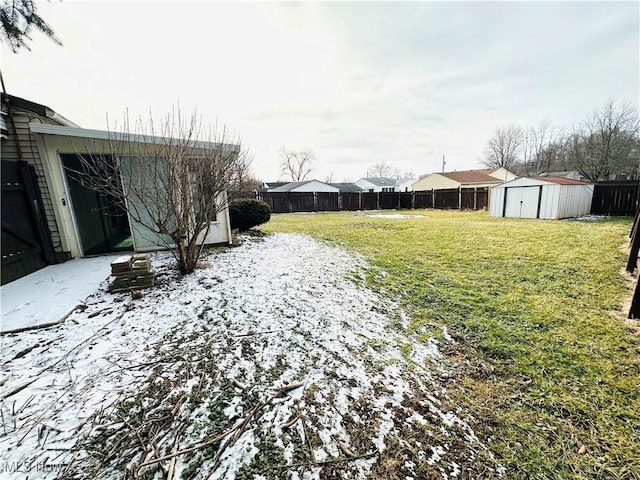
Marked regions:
[0,111,65,255]
[412,174,460,191]
[488,167,518,183]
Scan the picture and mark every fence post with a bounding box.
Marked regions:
[432,189,435,208]
[627,207,640,273]
[458,187,462,210]
[474,187,478,210]
[629,282,640,319]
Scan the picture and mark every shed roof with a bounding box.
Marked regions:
[531,176,591,185]
[494,176,593,188]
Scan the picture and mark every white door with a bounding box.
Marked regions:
[504,186,540,218]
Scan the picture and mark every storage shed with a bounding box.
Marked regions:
[490,177,594,219]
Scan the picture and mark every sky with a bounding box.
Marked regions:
[2,1,638,182]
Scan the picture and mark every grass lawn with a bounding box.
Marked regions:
[263,210,640,480]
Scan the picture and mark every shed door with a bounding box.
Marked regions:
[505,186,540,218]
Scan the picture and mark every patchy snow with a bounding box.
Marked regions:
[0,233,501,479]
[365,214,426,219]
[571,214,611,222]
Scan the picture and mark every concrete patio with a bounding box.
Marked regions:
[1,255,119,334]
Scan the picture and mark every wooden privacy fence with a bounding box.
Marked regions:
[257,187,489,214]
[626,208,640,318]
[591,181,640,216]
[1,160,55,285]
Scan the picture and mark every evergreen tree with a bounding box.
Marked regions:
[1,0,61,52]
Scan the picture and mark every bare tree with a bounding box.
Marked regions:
[483,124,523,170]
[521,119,562,175]
[280,148,314,182]
[71,108,249,275]
[367,161,400,178]
[569,100,640,181]
[228,154,261,199]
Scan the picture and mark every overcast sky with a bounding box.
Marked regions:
[2,1,638,182]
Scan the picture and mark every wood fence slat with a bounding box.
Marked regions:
[257,189,489,213]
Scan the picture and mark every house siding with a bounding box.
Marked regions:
[488,167,518,183]
[33,131,233,257]
[0,110,65,255]
[412,174,460,191]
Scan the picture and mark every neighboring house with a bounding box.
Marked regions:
[355,177,398,192]
[330,183,363,193]
[412,167,517,191]
[396,178,417,192]
[489,176,594,219]
[1,94,234,284]
[262,181,288,191]
[268,180,340,193]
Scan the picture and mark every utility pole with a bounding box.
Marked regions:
[442,155,446,173]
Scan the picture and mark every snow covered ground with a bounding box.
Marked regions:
[0,233,501,479]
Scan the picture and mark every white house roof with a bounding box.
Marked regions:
[269,180,339,192]
[357,177,397,187]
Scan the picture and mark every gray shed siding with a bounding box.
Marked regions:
[490,178,593,219]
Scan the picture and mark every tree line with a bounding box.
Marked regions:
[483,100,640,181]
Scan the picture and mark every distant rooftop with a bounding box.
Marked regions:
[331,183,363,193]
[263,181,288,189]
[439,168,505,184]
[360,177,397,186]
[269,181,313,192]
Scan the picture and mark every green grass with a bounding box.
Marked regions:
[262,210,640,480]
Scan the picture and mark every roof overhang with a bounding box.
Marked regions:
[29,123,240,153]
